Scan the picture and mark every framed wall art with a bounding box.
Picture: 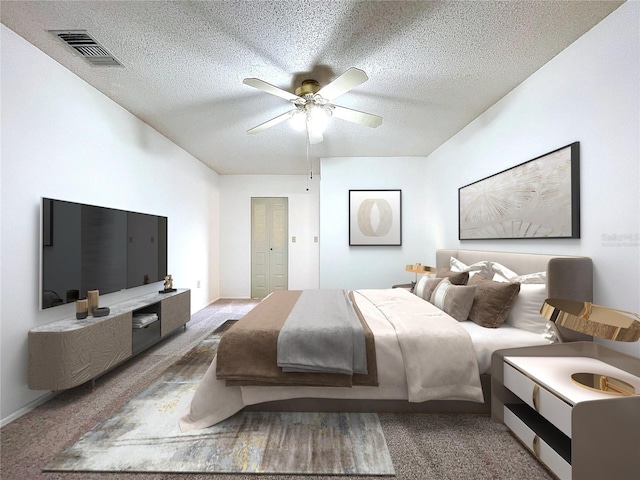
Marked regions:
[459,142,580,240]
[349,189,402,246]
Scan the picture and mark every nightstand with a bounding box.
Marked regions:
[492,342,640,480]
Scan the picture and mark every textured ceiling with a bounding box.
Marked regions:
[1,1,623,175]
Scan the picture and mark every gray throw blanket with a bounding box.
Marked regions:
[277,289,367,375]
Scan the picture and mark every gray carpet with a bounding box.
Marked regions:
[0,298,553,480]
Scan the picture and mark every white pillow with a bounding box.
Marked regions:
[491,261,547,284]
[450,257,492,279]
[505,284,555,339]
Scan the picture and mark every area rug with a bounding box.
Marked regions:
[44,320,395,475]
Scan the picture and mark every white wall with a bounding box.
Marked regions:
[320,157,428,290]
[421,2,639,357]
[1,25,221,423]
[219,175,320,297]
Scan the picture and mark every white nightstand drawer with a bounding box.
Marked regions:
[504,362,573,437]
[504,406,572,480]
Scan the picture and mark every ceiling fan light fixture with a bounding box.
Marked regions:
[289,110,307,132]
[308,104,330,132]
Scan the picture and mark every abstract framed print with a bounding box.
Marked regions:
[349,190,402,246]
[459,142,580,240]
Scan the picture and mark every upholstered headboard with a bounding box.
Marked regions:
[436,249,594,342]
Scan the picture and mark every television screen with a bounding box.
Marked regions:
[41,198,168,309]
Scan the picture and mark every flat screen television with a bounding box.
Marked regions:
[41,198,168,309]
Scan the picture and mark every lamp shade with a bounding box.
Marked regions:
[541,298,640,342]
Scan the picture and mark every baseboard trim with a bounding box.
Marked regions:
[1,391,58,428]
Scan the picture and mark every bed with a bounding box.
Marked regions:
[180,249,593,431]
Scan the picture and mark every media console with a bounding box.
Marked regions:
[28,289,190,390]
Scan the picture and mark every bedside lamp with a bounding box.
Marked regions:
[405,263,436,284]
[541,298,640,396]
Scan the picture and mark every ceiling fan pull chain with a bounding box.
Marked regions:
[306,130,312,191]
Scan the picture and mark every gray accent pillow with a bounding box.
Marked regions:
[429,277,477,321]
[468,274,521,328]
[436,268,469,285]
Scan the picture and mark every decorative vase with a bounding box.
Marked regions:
[76,299,88,320]
[87,290,99,316]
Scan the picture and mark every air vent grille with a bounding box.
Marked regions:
[50,30,123,67]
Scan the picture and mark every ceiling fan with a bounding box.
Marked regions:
[243,67,382,144]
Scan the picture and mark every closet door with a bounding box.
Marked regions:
[251,197,288,298]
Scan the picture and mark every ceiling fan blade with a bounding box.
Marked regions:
[246,110,296,134]
[331,105,382,128]
[317,67,369,101]
[243,78,300,102]
[307,123,324,144]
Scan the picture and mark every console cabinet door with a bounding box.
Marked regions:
[160,290,190,337]
[28,313,132,390]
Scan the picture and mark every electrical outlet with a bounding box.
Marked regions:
[197,280,201,288]
[314,236,319,243]
[292,236,297,243]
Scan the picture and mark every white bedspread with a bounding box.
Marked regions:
[354,289,483,403]
[180,288,485,431]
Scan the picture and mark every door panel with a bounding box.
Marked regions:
[269,198,288,292]
[251,198,288,298]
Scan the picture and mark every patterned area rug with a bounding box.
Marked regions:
[44,320,395,475]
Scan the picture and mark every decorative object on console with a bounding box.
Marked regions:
[541,298,640,395]
[87,290,99,316]
[349,190,401,246]
[459,142,580,240]
[160,274,177,293]
[66,289,80,303]
[93,307,110,318]
[75,299,88,320]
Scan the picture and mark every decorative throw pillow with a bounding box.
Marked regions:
[416,277,443,302]
[468,275,521,328]
[429,277,477,321]
[450,257,493,279]
[505,283,550,335]
[491,261,546,284]
[436,268,469,285]
[414,275,428,297]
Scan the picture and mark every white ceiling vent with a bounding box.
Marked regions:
[49,30,123,67]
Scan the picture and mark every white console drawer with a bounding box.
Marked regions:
[504,362,573,437]
[504,406,571,480]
